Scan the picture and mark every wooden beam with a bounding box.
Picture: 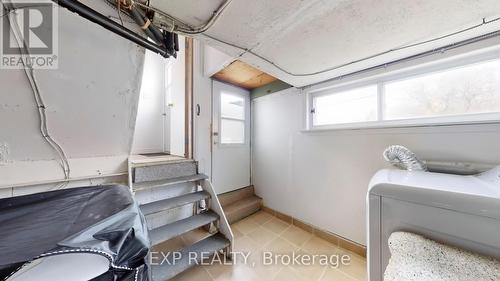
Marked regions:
[185,37,194,159]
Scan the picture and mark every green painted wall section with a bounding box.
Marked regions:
[251,80,292,99]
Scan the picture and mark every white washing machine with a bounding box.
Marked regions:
[367,167,500,281]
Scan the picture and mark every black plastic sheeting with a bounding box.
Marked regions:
[0,185,150,280]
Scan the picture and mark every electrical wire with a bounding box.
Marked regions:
[116,0,124,25]
[130,1,194,31]
[3,1,498,185]
[103,0,132,23]
[103,0,179,57]
[133,0,233,34]
[5,5,71,182]
[0,9,14,18]
[201,16,500,77]
[133,0,500,78]
[97,0,500,80]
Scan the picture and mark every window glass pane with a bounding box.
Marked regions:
[384,59,500,120]
[221,119,245,144]
[221,92,245,120]
[313,86,378,126]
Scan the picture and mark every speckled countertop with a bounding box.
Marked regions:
[384,232,500,281]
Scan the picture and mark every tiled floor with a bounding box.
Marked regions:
[166,211,367,281]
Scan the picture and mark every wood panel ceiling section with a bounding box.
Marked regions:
[212,60,277,89]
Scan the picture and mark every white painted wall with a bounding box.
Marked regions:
[193,41,213,178]
[252,88,500,245]
[203,44,234,77]
[0,1,144,194]
[132,38,187,156]
[132,51,169,154]
[168,38,186,157]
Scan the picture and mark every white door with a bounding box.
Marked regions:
[212,81,251,194]
[131,50,169,154]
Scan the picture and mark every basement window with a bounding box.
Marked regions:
[312,85,378,126]
[220,92,245,144]
[309,57,500,130]
[384,59,500,120]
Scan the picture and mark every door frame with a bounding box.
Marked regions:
[131,50,170,155]
[211,80,251,194]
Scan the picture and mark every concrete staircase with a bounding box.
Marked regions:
[129,155,233,281]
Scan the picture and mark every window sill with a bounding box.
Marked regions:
[303,113,500,133]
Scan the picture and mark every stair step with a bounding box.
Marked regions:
[133,174,208,192]
[152,233,230,281]
[134,161,197,183]
[129,154,191,168]
[150,211,219,246]
[219,186,255,207]
[225,195,262,224]
[140,191,210,216]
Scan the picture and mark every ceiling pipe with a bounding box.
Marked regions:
[53,0,169,57]
[129,7,156,41]
[133,0,233,34]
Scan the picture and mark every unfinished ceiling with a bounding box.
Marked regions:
[152,0,500,87]
[212,60,277,89]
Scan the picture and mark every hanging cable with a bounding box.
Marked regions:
[116,0,124,25]
[201,16,500,77]
[4,5,71,181]
[133,0,500,79]
[101,0,179,57]
[54,0,171,57]
[132,0,233,34]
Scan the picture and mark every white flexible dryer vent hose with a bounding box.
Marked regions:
[383,145,427,171]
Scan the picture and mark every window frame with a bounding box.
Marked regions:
[311,84,380,126]
[306,53,500,131]
[219,91,247,145]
